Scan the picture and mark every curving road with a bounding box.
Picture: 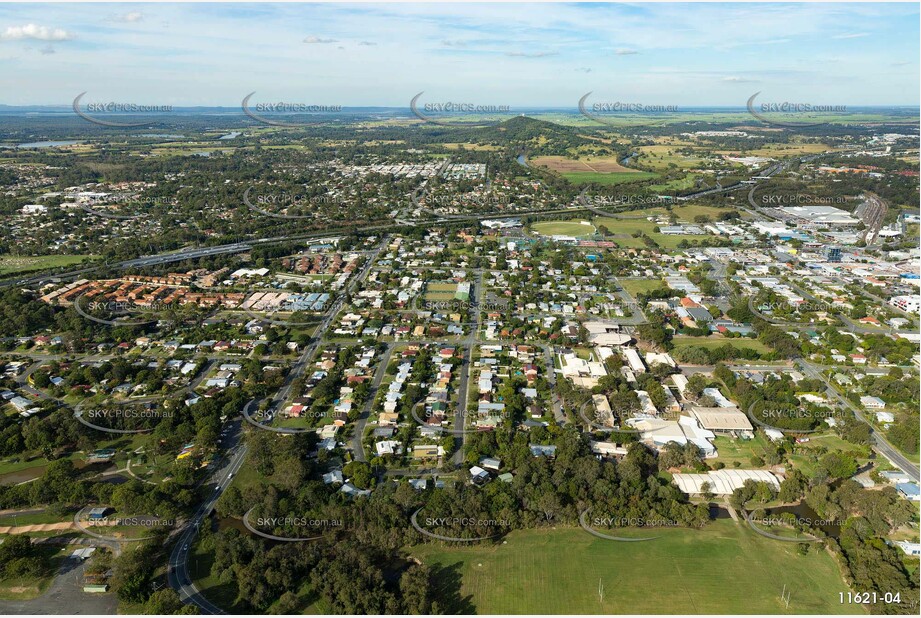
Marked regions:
[167,423,247,615]
[796,359,919,481]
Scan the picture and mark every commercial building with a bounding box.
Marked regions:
[889,295,921,314]
[672,469,781,495]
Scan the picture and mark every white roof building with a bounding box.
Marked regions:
[703,387,734,408]
[672,469,781,495]
[623,348,646,373]
[860,395,886,409]
[629,416,717,458]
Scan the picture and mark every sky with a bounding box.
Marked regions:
[0,2,918,107]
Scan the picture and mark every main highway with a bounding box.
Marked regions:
[167,419,247,615]
[0,207,585,291]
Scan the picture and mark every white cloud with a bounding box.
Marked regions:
[303,36,337,44]
[39,44,55,55]
[358,41,376,46]
[722,76,757,83]
[1,24,73,41]
[505,51,557,58]
[832,32,869,39]
[112,12,144,23]
[615,48,638,55]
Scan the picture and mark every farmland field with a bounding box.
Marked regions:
[533,155,633,174]
[410,521,861,614]
[637,145,711,170]
[532,155,658,185]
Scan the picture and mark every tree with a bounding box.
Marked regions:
[818,452,858,480]
[344,461,373,489]
[700,481,714,501]
[0,535,48,578]
[143,589,192,614]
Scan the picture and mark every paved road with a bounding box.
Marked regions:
[351,343,395,462]
[270,235,388,413]
[797,359,919,481]
[450,270,485,465]
[165,237,393,614]
[536,343,565,425]
[0,204,587,291]
[167,421,247,615]
[613,276,648,325]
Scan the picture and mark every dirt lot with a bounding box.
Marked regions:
[531,155,633,174]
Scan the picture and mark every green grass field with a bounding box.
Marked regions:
[619,279,667,297]
[561,170,658,185]
[671,336,771,353]
[637,145,711,170]
[647,174,698,192]
[711,435,771,468]
[425,282,459,301]
[531,221,597,237]
[592,216,712,249]
[0,254,97,276]
[410,522,861,615]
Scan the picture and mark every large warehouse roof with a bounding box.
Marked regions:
[688,406,753,432]
[672,469,780,495]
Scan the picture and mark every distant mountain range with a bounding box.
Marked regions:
[0,104,917,115]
